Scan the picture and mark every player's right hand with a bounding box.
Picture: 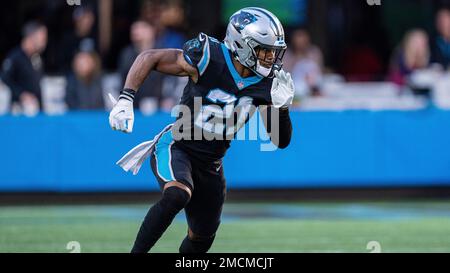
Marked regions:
[108,92,134,133]
[271,70,294,109]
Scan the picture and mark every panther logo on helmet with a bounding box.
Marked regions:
[231,11,258,33]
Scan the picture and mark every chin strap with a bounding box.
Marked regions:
[255,61,272,77]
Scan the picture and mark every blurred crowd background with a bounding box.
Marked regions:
[1,0,450,116]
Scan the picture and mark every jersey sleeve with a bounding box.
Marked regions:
[182,33,211,77]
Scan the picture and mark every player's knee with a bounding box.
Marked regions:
[188,228,214,241]
[161,185,191,211]
[179,232,216,253]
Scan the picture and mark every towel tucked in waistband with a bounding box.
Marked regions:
[116,124,173,175]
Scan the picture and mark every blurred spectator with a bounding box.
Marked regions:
[388,29,430,87]
[431,8,450,70]
[1,21,47,115]
[284,29,323,98]
[156,0,186,49]
[154,0,189,111]
[140,0,186,49]
[140,0,162,26]
[342,34,384,82]
[118,20,163,113]
[57,6,96,73]
[160,74,187,113]
[65,51,104,110]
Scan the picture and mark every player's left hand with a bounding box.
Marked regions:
[271,70,294,109]
[108,93,134,133]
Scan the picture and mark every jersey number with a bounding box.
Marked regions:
[194,89,254,135]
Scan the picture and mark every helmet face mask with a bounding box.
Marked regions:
[248,40,286,77]
[224,7,287,78]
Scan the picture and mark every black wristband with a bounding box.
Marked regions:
[279,105,289,111]
[119,88,137,102]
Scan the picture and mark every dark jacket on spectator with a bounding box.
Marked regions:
[57,32,96,73]
[1,47,43,105]
[431,36,450,70]
[65,73,104,110]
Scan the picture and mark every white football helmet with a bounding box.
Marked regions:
[224,7,287,78]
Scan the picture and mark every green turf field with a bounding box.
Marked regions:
[1,201,450,253]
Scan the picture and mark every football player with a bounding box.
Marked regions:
[109,7,294,253]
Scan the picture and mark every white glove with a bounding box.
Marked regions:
[271,70,294,109]
[108,93,134,133]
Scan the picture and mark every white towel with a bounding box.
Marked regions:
[116,124,173,175]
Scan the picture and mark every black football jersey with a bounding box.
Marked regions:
[172,33,274,162]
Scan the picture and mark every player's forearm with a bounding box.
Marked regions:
[276,108,292,149]
[123,50,160,92]
[262,106,292,149]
